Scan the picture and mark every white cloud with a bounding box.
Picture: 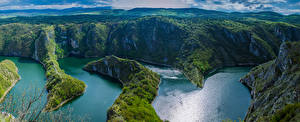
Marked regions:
[0,3,108,10]
[0,0,10,4]
[247,0,286,4]
[0,0,298,15]
[111,0,196,9]
[272,6,300,15]
[194,0,258,12]
[190,0,299,14]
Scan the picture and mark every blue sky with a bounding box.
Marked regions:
[0,0,299,15]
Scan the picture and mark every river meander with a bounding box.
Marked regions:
[0,56,251,122]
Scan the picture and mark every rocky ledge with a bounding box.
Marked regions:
[240,41,300,122]
[84,55,162,122]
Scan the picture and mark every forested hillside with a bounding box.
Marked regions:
[0,8,299,110]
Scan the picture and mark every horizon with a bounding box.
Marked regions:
[0,0,299,15]
[0,7,298,16]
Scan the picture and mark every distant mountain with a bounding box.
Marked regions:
[0,7,113,18]
[0,7,286,18]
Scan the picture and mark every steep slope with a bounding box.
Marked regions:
[33,26,86,111]
[0,60,20,102]
[0,23,87,111]
[240,41,300,121]
[83,56,161,121]
[0,16,300,88]
[53,18,300,87]
[0,23,39,57]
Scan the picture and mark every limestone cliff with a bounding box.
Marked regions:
[0,16,300,89]
[84,56,161,122]
[34,26,86,111]
[240,41,300,122]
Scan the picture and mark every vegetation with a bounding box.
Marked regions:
[34,26,86,111]
[270,103,300,122]
[0,9,299,121]
[240,41,300,121]
[0,11,299,88]
[0,60,20,102]
[0,87,87,121]
[84,56,161,121]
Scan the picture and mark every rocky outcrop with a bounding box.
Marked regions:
[34,26,86,111]
[240,41,300,121]
[0,16,300,91]
[84,55,140,85]
[84,56,161,122]
[0,60,20,102]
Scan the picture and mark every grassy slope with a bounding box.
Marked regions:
[0,60,20,102]
[84,56,161,122]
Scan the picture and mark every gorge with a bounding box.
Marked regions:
[0,8,299,121]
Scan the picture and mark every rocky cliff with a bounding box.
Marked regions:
[240,41,300,121]
[0,60,20,102]
[0,15,299,113]
[84,55,161,122]
[0,17,300,88]
[52,18,300,87]
[33,26,86,111]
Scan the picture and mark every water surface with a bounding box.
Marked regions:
[0,56,47,116]
[0,56,251,122]
[0,56,122,121]
[150,66,251,122]
[58,57,122,122]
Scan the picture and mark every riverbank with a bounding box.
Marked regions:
[151,66,251,122]
[0,60,20,103]
[84,56,162,121]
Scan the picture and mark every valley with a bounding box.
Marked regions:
[0,8,299,121]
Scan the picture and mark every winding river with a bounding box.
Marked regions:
[0,56,251,122]
[0,56,47,117]
[58,57,122,121]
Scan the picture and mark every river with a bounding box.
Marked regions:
[0,56,251,122]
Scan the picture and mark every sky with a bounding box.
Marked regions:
[0,0,299,15]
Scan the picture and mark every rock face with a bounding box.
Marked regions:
[84,55,145,85]
[240,41,300,121]
[0,60,20,102]
[34,26,86,111]
[84,56,161,122]
[0,17,300,88]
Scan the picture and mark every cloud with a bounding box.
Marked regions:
[189,0,299,14]
[0,0,10,4]
[110,0,196,9]
[0,0,298,15]
[0,3,108,10]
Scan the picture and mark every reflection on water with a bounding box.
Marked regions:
[148,65,251,122]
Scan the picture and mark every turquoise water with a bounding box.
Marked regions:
[0,56,47,117]
[58,57,122,122]
[0,56,251,122]
[149,66,252,122]
[0,56,122,121]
